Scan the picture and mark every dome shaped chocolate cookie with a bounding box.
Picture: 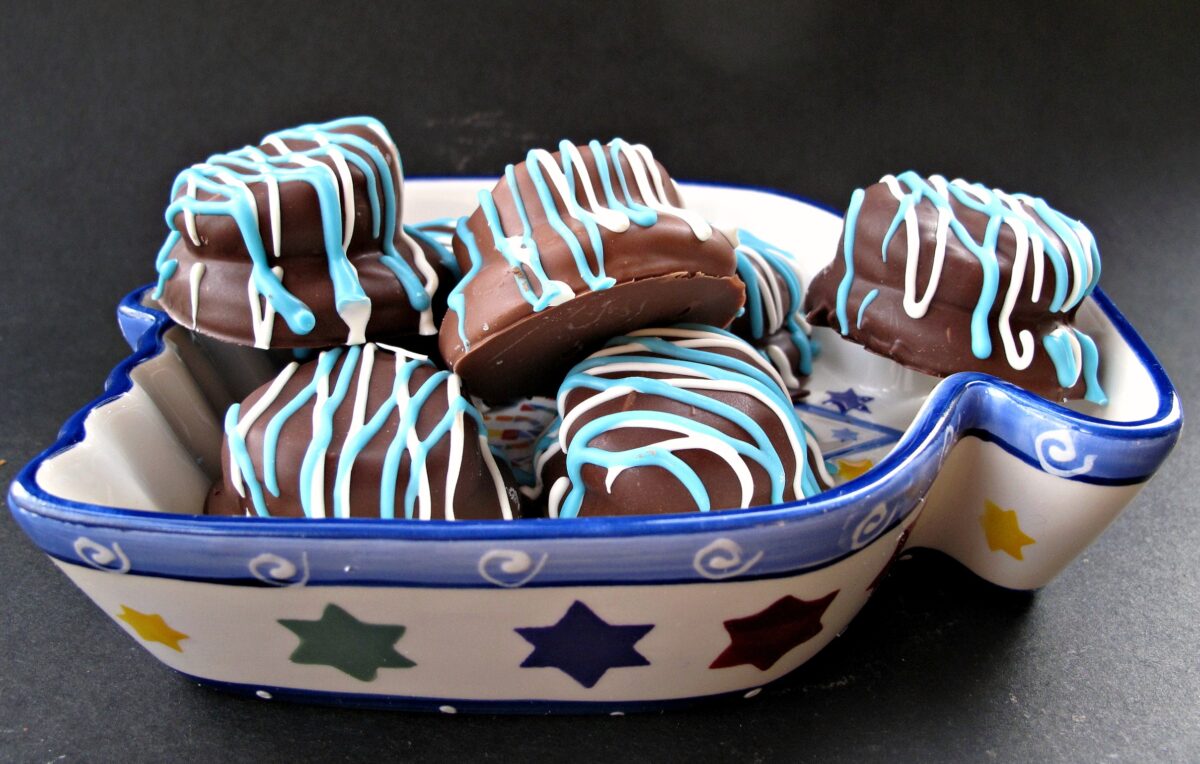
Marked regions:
[153,117,456,349]
[206,343,520,520]
[527,326,832,518]
[805,172,1105,403]
[728,229,817,398]
[439,139,744,402]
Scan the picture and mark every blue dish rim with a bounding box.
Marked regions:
[6,179,1184,546]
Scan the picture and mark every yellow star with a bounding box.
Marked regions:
[834,458,874,482]
[116,605,189,652]
[980,500,1036,560]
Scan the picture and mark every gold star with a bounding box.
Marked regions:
[834,458,873,482]
[980,500,1036,560]
[116,605,189,652]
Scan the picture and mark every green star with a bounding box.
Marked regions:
[278,604,415,681]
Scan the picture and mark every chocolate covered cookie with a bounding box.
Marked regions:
[207,343,519,520]
[528,326,832,518]
[154,117,456,349]
[805,172,1105,403]
[439,139,744,402]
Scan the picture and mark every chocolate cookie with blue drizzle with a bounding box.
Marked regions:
[527,326,832,518]
[438,140,744,402]
[154,117,457,349]
[205,343,520,520]
[805,173,1105,403]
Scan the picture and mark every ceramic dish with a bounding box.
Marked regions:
[7,180,1182,713]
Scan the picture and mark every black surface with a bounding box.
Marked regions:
[1,2,1196,761]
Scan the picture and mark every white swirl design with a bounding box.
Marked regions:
[248,552,310,587]
[1034,429,1097,478]
[477,549,549,588]
[73,537,131,573]
[693,538,764,580]
[850,502,896,550]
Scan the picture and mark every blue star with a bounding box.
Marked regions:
[823,388,874,415]
[830,427,859,443]
[515,601,654,688]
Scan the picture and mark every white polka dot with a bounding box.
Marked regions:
[256,690,273,700]
[439,705,457,714]
[744,688,762,699]
[610,711,625,717]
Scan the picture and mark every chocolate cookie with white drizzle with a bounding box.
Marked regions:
[805,172,1105,403]
[527,326,832,518]
[439,139,744,402]
[206,343,520,520]
[154,117,456,349]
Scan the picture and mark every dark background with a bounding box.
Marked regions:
[1,2,1196,761]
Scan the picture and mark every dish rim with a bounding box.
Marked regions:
[7,179,1184,543]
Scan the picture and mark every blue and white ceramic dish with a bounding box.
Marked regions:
[7,181,1182,713]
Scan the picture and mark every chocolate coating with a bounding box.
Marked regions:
[528,327,831,518]
[206,344,520,520]
[805,174,1103,401]
[439,141,743,402]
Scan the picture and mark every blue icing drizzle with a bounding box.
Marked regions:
[405,220,460,277]
[298,345,362,517]
[595,141,656,225]
[857,288,879,329]
[261,349,342,496]
[223,343,506,520]
[735,230,817,377]
[154,116,433,342]
[1073,328,1107,405]
[833,173,1104,387]
[551,328,825,518]
[834,188,866,334]
[1042,331,1078,389]
[446,216,483,349]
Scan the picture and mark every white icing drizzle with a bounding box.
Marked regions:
[184,175,200,246]
[765,344,802,391]
[305,353,335,518]
[335,343,376,518]
[248,265,284,349]
[546,476,571,519]
[188,262,206,329]
[611,140,712,240]
[603,415,755,508]
[442,374,466,521]
[229,362,300,497]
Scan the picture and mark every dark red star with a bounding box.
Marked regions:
[709,591,839,671]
